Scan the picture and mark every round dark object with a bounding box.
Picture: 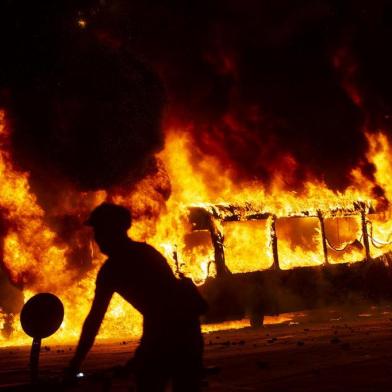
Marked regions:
[20,293,64,339]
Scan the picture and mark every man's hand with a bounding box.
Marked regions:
[62,356,83,385]
[65,282,112,385]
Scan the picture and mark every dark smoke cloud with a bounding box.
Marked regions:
[0,1,165,191]
[78,0,390,192]
[3,0,392,196]
[347,1,392,130]
[1,0,391,193]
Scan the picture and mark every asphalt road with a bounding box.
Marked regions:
[1,304,392,391]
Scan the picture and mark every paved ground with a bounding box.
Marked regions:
[1,304,392,391]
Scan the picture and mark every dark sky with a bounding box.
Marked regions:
[0,0,391,195]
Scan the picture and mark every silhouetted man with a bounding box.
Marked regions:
[67,203,207,391]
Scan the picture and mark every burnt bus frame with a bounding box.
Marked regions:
[185,201,375,277]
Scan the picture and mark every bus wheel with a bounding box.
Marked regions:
[249,312,264,328]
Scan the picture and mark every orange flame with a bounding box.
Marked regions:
[0,109,392,347]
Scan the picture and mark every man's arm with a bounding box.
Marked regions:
[67,284,113,373]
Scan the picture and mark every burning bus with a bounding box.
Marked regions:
[171,200,392,327]
[1,122,392,345]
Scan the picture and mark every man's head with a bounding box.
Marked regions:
[85,203,132,255]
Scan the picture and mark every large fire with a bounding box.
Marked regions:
[0,107,391,347]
